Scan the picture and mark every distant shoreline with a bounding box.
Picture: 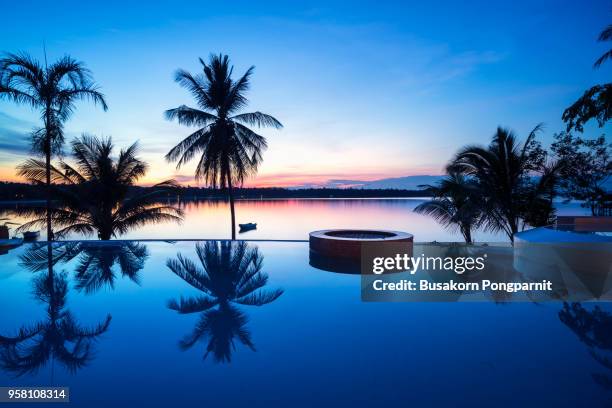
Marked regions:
[0,181,432,201]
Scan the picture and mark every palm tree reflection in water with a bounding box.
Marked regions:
[19,241,149,294]
[167,241,283,363]
[0,243,111,377]
[559,302,612,391]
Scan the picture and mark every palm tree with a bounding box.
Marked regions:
[165,54,282,239]
[414,172,482,243]
[0,52,108,241]
[167,241,283,362]
[450,125,560,242]
[19,241,149,293]
[72,242,149,293]
[0,247,111,377]
[594,24,612,68]
[15,134,183,240]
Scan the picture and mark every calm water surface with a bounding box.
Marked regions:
[0,241,610,407]
[119,198,589,242]
[3,198,590,242]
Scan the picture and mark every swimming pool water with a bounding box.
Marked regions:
[0,241,610,407]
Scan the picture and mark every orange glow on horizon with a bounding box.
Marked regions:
[1,165,442,188]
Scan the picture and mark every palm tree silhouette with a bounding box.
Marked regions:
[414,172,482,243]
[0,244,111,377]
[15,134,183,240]
[72,242,149,293]
[165,54,282,239]
[594,24,612,68]
[450,126,561,242]
[0,52,107,241]
[167,241,283,362]
[18,241,149,294]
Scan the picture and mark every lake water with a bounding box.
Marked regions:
[0,240,609,407]
[2,198,591,242]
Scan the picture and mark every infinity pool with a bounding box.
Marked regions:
[0,241,610,407]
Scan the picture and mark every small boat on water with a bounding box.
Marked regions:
[23,231,40,241]
[239,223,257,233]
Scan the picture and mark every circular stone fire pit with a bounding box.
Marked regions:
[309,229,413,273]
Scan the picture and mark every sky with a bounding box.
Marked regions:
[0,0,610,187]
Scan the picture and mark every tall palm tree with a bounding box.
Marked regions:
[450,125,560,242]
[0,52,108,241]
[0,248,111,377]
[15,134,183,240]
[165,54,282,239]
[167,241,283,362]
[414,172,482,243]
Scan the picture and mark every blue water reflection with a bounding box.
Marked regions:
[0,241,611,407]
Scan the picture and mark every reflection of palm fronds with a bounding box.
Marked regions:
[19,242,149,294]
[167,241,283,311]
[179,303,254,363]
[0,272,111,377]
[167,241,282,363]
[19,242,81,273]
[559,303,612,350]
[73,242,148,293]
[559,302,612,391]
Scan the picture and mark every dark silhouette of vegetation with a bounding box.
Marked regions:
[559,303,612,391]
[15,134,183,240]
[414,172,482,243]
[0,181,432,202]
[165,54,282,240]
[552,133,611,215]
[19,241,149,293]
[449,125,562,242]
[594,24,612,69]
[563,23,612,132]
[0,52,107,241]
[563,84,612,132]
[167,241,283,363]
[0,243,111,377]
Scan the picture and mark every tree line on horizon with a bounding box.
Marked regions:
[0,25,610,242]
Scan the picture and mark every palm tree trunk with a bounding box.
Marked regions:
[227,171,236,240]
[45,110,53,242]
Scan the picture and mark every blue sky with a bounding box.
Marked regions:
[0,0,610,186]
